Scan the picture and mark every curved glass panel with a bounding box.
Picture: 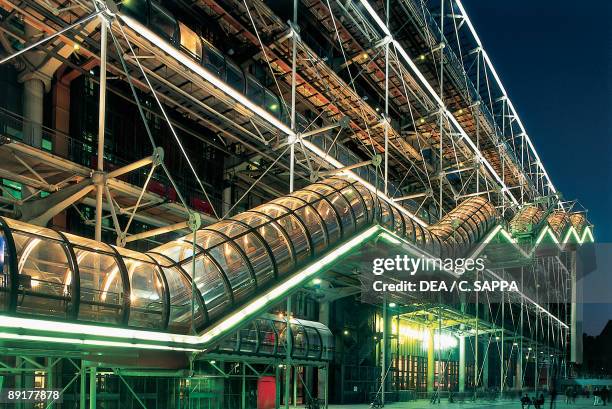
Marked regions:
[202,41,226,78]
[238,212,293,275]
[402,214,416,243]
[257,205,310,266]
[311,197,341,245]
[13,231,72,318]
[291,323,307,358]
[305,325,321,359]
[207,242,254,304]
[73,247,124,325]
[291,190,340,245]
[277,197,326,255]
[390,206,404,236]
[259,319,277,355]
[233,232,274,287]
[226,61,245,92]
[215,220,248,238]
[206,315,332,360]
[3,218,65,240]
[196,229,225,250]
[510,206,543,235]
[150,239,196,263]
[275,319,287,356]
[118,0,149,21]
[319,327,334,360]
[353,183,375,223]
[117,247,166,330]
[379,199,393,230]
[340,185,367,229]
[239,320,259,353]
[181,254,229,322]
[148,253,202,333]
[414,223,424,247]
[429,196,497,254]
[218,325,239,352]
[327,191,355,236]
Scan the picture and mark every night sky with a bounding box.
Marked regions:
[462,1,612,335]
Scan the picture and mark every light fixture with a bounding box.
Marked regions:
[343,330,349,336]
[388,302,396,308]
[210,360,216,364]
[312,278,322,285]
[379,232,401,245]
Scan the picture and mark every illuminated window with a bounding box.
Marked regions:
[178,22,202,60]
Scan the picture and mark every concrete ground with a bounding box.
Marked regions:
[328,397,603,409]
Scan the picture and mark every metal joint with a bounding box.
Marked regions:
[152,146,165,167]
[188,212,202,232]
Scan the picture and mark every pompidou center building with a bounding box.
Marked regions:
[0,0,595,407]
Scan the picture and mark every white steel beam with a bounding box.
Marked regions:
[358,0,519,207]
[454,0,559,201]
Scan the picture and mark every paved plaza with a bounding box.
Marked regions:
[329,398,603,409]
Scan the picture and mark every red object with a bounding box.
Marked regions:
[147,180,166,197]
[166,186,177,202]
[191,197,214,215]
[257,376,276,409]
[146,181,177,202]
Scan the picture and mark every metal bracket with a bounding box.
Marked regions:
[188,212,202,232]
[152,146,165,167]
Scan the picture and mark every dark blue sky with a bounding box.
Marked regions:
[463,0,612,335]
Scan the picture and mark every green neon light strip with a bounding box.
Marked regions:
[0,332,198,352]
[474,223,594,261]
[534,226,559,246]
[368,227,571,329]
[0,225,381,350]
[0,223,592,349]
[379,232,401,245]
[562,226,595,245]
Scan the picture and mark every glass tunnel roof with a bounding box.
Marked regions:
[0,177,591,341]
[214,313,333,361]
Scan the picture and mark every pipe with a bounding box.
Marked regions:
[95,16,108,242]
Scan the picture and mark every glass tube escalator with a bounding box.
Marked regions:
[0,176,584,345]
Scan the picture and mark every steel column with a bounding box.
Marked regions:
[95,15,108,241]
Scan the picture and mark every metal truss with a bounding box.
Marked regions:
[0,0,592,406]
